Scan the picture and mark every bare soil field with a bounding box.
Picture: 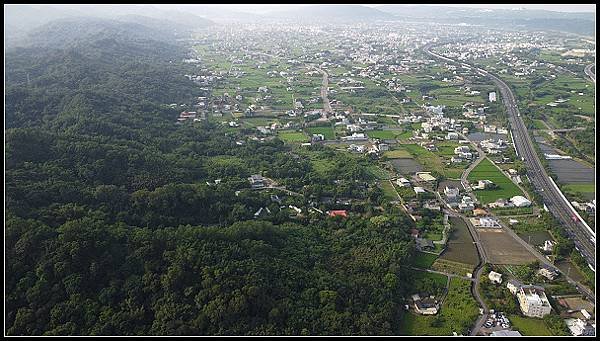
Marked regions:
[389,158,423,175]
[478,229,537,265]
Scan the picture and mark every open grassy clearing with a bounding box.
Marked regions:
[378,180,398,201]
[383,148,412,159]
[412,252,439,269]
[366,130,400,139]
[306,126,335,139]
[509,315,552,336]
[402,144,464,179]
[562,182,595,195]
[277,130,308,143]
[367,165,394,180]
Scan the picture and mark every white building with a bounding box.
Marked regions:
[566,318,595,336]
[459,196,475,211]
[342,132,368,141]
[537,267,559,281]
[454,145,470,154]
[444,186,460,202]
[446,132,459,140]
[397,177,412,187]
[517,285,552,318]
[510,196,532,207]
[491,330,522,336]
[479,217,500,228]
[542,240,555,252]
[474,180,494,190]
[414,187,426,195]
[489,92,497,102]
[488,271,503,284]
[507,279,522,295]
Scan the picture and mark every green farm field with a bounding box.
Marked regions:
[278,130,308,143]
[468,158,523,204]
[307,126,335,139]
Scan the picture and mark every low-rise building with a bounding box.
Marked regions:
[479,217,500,228]
[488,271,503,284]
[537,265,559,281]
[446,132,459,140]
[414,186,426,195]
[397,177,412,187]
[412,294,440,315]
[415,238,434,252]
[444,186,460,202]
[459,196,475,211]
[248,174,266,188]
[510,196,532,207]
[474,180,495,190]
[507,279,522,295]
[416,172,437,182]
[490,330,521,336]
[566,318,595,336]
[540,240,554,252]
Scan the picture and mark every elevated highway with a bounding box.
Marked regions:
[423,43,596,272]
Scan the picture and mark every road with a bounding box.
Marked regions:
[423,43,596,271]
[584,63,595,83]
[314,66,332,113]
[409,266,475,282]
[434,193,489,335]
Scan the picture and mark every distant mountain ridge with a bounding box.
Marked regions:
[375,5,595,35]
[265,5,394,22]
[4,4,216,46]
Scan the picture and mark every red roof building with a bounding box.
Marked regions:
[328,210,348,217]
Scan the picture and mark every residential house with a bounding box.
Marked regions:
[444,186,460,202]
[488,271,503,284]
[328,210,348,218]
[248,174,266,188]
[537,265,559,281]
[507,279,522,295]
[414,296,440,315]
[416,238,434,252]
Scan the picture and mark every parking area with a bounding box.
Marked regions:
[480,311,513,335]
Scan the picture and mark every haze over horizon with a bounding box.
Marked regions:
[189,3,596,14]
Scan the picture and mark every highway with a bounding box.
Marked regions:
[584,63,595,83]
[423,44,596,272]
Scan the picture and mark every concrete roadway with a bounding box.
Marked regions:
[423,43,595,335]
[423,43,596,274]
[584,63,595,83]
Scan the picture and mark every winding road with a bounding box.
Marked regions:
[584,63,595,83]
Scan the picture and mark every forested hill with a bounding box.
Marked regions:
[5,17,417,335]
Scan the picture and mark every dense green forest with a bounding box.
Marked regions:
[5,18,417,335]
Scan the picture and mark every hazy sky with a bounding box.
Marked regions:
[195,4,596,13]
